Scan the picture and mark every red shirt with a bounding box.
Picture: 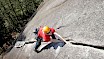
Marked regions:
[38,27,55,42]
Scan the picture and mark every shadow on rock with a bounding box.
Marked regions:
[17,33,26,41]
[39,42,66,52]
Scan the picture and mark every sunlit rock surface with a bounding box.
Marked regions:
[3,0,104,59]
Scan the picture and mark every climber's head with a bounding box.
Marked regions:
[42,26,51,34]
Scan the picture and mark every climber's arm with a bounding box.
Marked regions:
[54,32,68,43]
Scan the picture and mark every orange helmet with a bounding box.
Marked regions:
[42,26,50,34]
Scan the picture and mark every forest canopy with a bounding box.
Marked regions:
[0,0,43,52]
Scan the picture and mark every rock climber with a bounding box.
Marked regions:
[33,26,67,53]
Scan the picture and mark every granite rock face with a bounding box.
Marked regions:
[3,0,104,59]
